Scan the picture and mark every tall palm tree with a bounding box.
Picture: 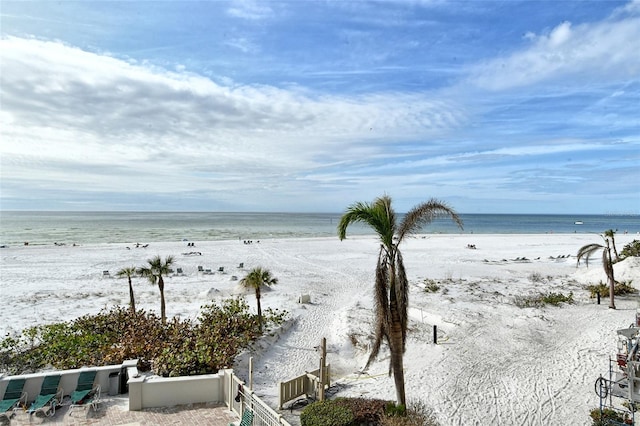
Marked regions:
[239,267,278,330]
[138,255,174,323]
[577,234,616,309]
[604,229,620,262]
[116,266,137,313]
[338,195,463,406]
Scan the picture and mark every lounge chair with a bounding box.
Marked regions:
[197,266,204,272]
[229,409,253,426]
[218,267,224,273]
[0,378,27,424]
[68,371,100,416]
[27,375,62,418]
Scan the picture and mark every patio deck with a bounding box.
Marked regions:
[6,396,239,425]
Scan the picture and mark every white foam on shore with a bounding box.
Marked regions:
[1,233,639,425]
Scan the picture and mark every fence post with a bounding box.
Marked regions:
[249,357,253,391]
[433,325,437,344]
[319,337,326,401]
[597,291,601,305]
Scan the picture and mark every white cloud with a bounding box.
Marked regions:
[227,0,274,20]
[0,37,466,203]
[467,6,640,90]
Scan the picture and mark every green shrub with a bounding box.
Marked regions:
[514,292,573,308]
[422,279,441,293]
[0,297,288,376]
[386,402,407,416]
[586,281,637,298]
[589,407,630,425]
[621,240,640,258]
[300,398,440,426]
[300,400,354,426]
[337,398,387,424]
[528,272,544,283]
[381,400,441,426]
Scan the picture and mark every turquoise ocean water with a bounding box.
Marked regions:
[1,211,639,245]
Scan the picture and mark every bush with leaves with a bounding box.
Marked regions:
[301,399,354,426]
[381,400,441,426]
[514,292,574,308]
[586,281,637,299]
[621,240,640,259]
[300,398,439,426]
[589,407,630,425]
[1,298,288,376]
[153,298,264,377]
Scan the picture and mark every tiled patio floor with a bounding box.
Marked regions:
[6,397,239,425]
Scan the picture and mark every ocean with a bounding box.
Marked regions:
[1,211,639,246]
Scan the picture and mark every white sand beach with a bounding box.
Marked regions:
[2,233,640,425]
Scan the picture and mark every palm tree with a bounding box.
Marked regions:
[116,266,137,313]
[239,267,278,330]
[138,255,174,323]
[577,234,616,309]
[338,195,463,406]
[604,229,620,262]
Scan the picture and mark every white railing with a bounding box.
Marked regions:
[225,370,291,426]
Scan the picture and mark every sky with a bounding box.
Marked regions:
[1,0,639,214]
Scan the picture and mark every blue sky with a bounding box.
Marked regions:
[1,0,639,214]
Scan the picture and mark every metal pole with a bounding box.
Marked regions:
[433,325,437,344]
[249,357,253,391]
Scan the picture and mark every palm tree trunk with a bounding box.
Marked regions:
[612,236,620,262]
[389,280,406,406]
[389,306,406,406]
[128,277,136,313]
[605,240,616,309]
[159,276,166,323]
[256,289,262,330]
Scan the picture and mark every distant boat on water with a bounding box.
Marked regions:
[575,221,584,225]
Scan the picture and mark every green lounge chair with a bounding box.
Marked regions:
[27,375,62,418]
[229,409,253,426]
[68,371,100,416]
[0,378,27,424]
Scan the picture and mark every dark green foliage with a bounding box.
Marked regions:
[337,398,388,424]
[586,281,637,298]
[589,407,630,425]
[621,240,640,259]
[422,279,441,293]
[386,402,407,417]
[300,398,439,426]
[380,399,441,426]
[301,400,354,426]
[0,298,287,376]
[514,292,574,308]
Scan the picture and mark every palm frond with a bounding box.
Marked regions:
[395,251,409,352]
[116,266,136,278]
[603,248,614,277]
[338,197,396,250]
[365,250,390,370]
[397,199,463,243]
[576,243,604,267]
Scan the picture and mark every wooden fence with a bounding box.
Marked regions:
[278,365,330,410]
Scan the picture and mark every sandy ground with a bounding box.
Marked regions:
[1,233,639,425]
